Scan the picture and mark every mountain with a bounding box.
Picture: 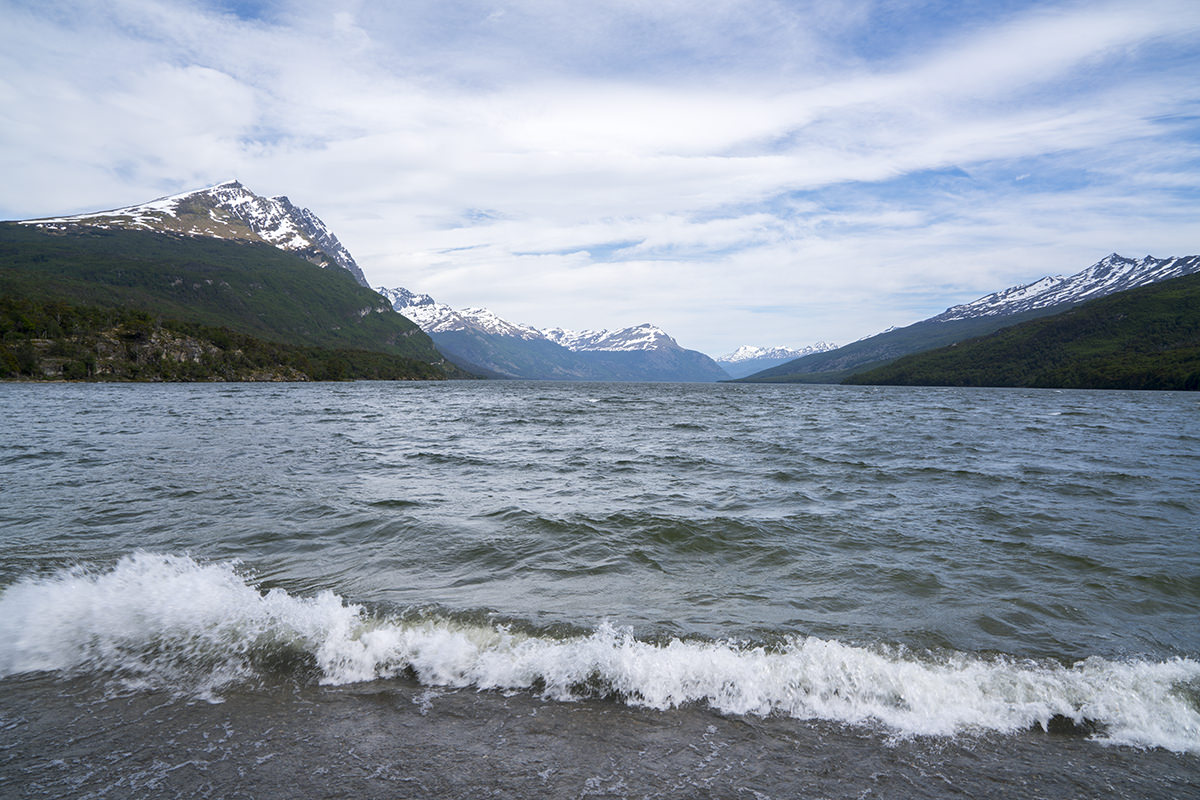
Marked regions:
[376,287,545,340]
[22,180,371,287]
[0,214,458,380]
[543,325,679,352]
[379,287,729,381]
[716,343,837,379]
[844,271,1200,390]
[742,253,1200,383]
[931,253,1200,322]
[543,323,731,382]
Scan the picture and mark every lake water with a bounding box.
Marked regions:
[1,381,1198,798]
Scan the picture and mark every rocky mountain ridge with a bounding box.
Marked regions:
[13,182,724,380]
[715,343,838,380]
[543,325,680,353]
[378,287,688,354]
[742,252,1200,382]
[933,253,1200,322]
[718,344,836,363]
[378,286,728,380]
[844,271,1200,390]
[375,287,546,341]
[21,181,370,287]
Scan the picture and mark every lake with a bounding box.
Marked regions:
[1,381,1197,798]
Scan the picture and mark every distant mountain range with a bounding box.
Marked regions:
[10,182,1197,388]
[13,182,730,381]
[22,181,731,381]
[378,287,729,381]
[743,253,1200,383]
[715,344,837,379]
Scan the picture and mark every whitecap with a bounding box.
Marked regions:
[2,553,1197,752]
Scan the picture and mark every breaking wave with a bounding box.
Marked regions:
[2,553,1198,752]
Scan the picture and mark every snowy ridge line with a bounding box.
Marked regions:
[543,324,677,352]
[935,253,1200,322]
[19,181,370,286]
[2,553,1199,753]
[378,286,684,351]
[717,343,837,363]
[375,287,544,340]
[19,182,230,226]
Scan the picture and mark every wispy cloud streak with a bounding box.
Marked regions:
[1,0,1198,351]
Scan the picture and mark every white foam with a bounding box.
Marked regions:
[2,554,1198,751]
[0,553,361,698]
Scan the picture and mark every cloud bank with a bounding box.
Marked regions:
[2,0,1198,353]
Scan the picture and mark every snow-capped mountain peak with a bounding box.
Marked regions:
[717,343,836,363]
[379,289,689,352]
[21,181,369,286]
[378,287,732,380]
[935,253,1200,322]
[378,287,545,340]
[544,324,679,352]
[377,287,438,311]
[459,307,545,340]
[713,341,838,379]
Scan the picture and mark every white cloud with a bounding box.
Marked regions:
[2,0,1199,354]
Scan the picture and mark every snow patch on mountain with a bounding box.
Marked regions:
[936,253,1200,322]
[377,287,544,340]
[21,181,370,286]
[717,343,836,363]
[714,342,838,379]
[544,324,679,352]
[379,288,690,353]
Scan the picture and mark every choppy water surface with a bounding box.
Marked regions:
[1,381,1198,798]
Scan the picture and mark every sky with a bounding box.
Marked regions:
[2,0,1199,357]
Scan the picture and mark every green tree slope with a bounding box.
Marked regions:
[0,296,451,381]
[844,273,1200,390]
[739,307,1075,383]
[0,224,448,366]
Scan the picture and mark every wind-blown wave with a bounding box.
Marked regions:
[2,553,1197,752]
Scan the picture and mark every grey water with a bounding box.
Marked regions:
[1,381,1198,798]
